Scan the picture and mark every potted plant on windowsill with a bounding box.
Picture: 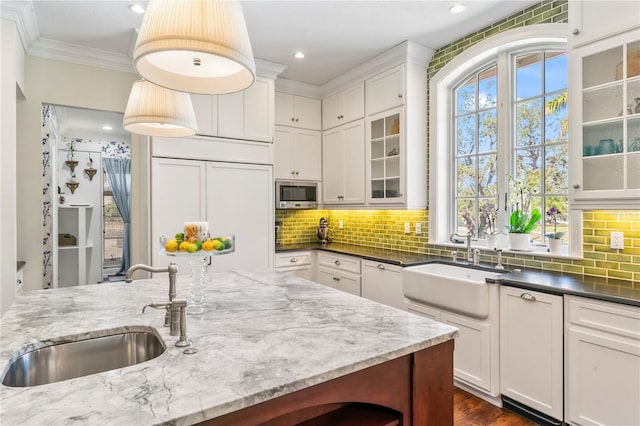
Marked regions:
[506,176,541,251]
[545,207,565,255]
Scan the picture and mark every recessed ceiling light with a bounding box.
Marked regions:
[129,4,145,14]
[102,125,113,131]
[293,52,305,59]
[449,4,466,14]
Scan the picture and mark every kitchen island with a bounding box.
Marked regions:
[0,270,457,425]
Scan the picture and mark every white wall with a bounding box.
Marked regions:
[1,19,25,316]
[16,55,140,293]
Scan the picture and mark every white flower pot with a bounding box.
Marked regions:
[548,238,563,255]
[508,233,530,251]
[486,233,497,250]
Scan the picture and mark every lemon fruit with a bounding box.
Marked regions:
[165,239,179,252]
[202,240,214,251]
[179,241,191,252]
[210,239,223,251]
[186,243,198,253]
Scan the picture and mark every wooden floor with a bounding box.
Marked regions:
[454,387,536,426]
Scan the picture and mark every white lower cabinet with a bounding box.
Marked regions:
[274,251,315,281]
[406,289,499,398]
[500,286,564,422]
[565,296,640,426]
[361,260,404,310]
[316,252,361,296]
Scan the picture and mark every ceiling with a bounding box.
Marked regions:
[3,0,538,136]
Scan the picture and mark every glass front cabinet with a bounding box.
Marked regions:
[570,29,640,207]
[366,108,404,204]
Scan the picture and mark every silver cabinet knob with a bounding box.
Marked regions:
[334,260,341,266]
[333,276,340,281]
[572,29,580,35]
[398,94,403,98]
[573,184,580,189]
[291,117,295,122]
[290,257,298,263]
[377,264,385,270]
[295,118,299,122]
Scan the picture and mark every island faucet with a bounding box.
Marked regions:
[126,263,179,301]
[126,263,179,327]
[143,299,191,347]
[451,232,473,261]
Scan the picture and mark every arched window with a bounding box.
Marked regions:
[429,25,572,255]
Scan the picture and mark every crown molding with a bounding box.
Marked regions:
[320,40,433,96]
[255,59,287,80]
[28,37,136,74]
[274,78,323,99]
[1,1,40,51]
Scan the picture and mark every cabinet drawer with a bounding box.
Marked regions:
[317,252,361,274]
[566,296,640,340]
[275,251,313,267]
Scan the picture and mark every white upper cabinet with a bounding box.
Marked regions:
[191,77,274,143]
[569,29,640,208]
[275,92,321,130]
[570,0,640,48]
[274,126,322,181]
[322,82,365,130]
[322,120,366,205]
[364,61,427,209]
[366,64,405,116]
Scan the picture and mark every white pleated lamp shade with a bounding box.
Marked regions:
[123,80,198,137]
[133,0,256,95]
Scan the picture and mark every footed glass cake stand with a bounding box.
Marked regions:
[160,235,235,315]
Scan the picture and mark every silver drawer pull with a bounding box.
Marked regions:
[377,264,385,270]
[520,293,536,302]
[290,258,298,263]
[334,260,341,266]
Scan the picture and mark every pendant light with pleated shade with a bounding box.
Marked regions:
[133,0,256,95]
[123,79,198,137]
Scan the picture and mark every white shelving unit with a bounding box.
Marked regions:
[57,205,98,287]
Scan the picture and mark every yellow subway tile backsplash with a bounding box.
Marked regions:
[276,209,639,284]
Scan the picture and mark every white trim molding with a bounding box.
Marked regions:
[428,24,571,254]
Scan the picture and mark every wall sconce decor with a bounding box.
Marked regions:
[66,181,79,194]
[133,0,256,95]
[123,79,198,137]
[65,160,79,173]
[84,153,97,181]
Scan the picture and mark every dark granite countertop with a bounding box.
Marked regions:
[276,242,640,308]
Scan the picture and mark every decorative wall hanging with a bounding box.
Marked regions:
[66,181,79,194]
[65,160,79,173]
[84,153,97,181]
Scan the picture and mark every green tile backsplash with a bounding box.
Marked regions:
[277,1,637,286]
[277,209,640,285]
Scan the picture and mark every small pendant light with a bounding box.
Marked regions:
[133,0,256,95]
[123,79,198,137]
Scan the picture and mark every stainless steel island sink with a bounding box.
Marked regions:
[2,328,166,387]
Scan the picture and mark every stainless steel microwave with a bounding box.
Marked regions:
[275,181,318,209]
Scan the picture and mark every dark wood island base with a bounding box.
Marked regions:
[199,340,454,426]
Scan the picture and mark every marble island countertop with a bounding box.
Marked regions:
[0,271,457,426]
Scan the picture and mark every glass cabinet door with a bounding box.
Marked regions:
[369,111,402,202]
[581,37,640,192]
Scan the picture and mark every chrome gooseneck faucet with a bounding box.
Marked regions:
[126,263,179,300]
[451,232,474,262]
[126,263,179,327]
